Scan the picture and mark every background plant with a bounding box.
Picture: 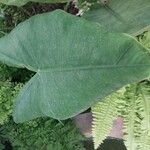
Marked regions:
[0,118,85,150]
[0,0,68,7]
[0,79,22,124]
[79,0,150,35]
[0,63,84,149]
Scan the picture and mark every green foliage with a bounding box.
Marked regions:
[120,83,150,150]
[0,64,84,150]
[138,83,150,150]
[0,11,5,38]
[0,10,150,123]
[92,91,121,149]
[89,30,150,150]
[2,118,85,150]
[92,88,125,149]
[2,4,29,30]
[0,64,31,125]
[0,80,22,124]
[82,0,150,35]
[92,82,150,150]
[0,62,34,83]
[138,31,150,50]
[0,2,150,150]
[0,0,68,6]
[120,84,143,150]
[0,64,11,80]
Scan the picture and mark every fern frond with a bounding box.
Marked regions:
[120,83,150,150]
[120,84,141,150]
[136,83,150,150]
[92,89,124,149]
[92,82,150,150]
[140,83,150,132]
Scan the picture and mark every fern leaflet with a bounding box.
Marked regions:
[92,90,124,149]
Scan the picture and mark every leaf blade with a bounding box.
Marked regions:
[83,0,150,35]
[0,10,150,122]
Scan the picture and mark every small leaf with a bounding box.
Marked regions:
[0,10,150,123]
[83,0,150,35]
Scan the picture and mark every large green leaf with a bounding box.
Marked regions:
[0,10,150,123]
[0,0,68,6]
[83,0,150,35]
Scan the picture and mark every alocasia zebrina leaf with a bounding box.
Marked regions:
[0,0,68,6]
[0,10,150,123]
[83,0,150,35]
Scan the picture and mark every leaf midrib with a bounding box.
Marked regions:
[36,64,150,73]
[1,48,150,73]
